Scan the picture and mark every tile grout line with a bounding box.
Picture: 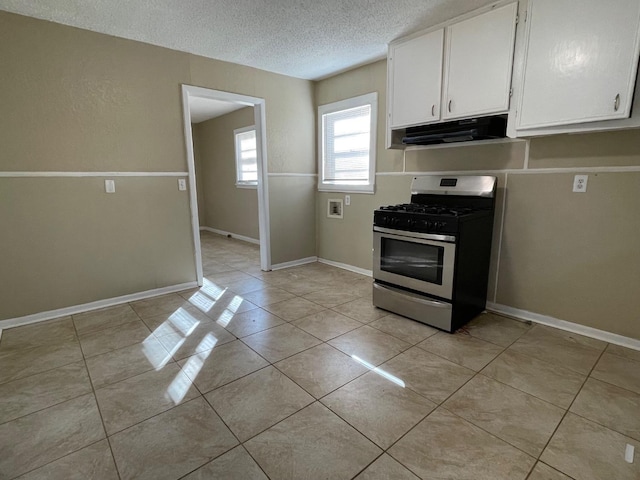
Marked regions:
[70,316,124,480]
[532,346,610,469]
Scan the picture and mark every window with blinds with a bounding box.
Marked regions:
[234,126,257,187]
[318,93,377,193]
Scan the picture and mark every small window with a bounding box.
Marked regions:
[318,93,377,193]
[234,126,257,187]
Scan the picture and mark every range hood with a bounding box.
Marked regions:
[402,116,507,146]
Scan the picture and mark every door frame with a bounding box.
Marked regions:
[181,84,271,286]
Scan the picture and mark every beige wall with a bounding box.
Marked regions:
[0,11,315,320]
[193,107,259,240]
[187,56,317,265]
[0,177,195,319]
[315,59,640,340]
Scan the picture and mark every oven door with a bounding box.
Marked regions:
[373,226,456,300]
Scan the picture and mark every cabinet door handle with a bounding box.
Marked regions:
[431,104,435,116]
[448,100,452,113]
[614,94,621,112]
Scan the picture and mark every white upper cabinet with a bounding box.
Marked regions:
[443,3,518,120]
[516,0,640,129]
[388,29,444,129]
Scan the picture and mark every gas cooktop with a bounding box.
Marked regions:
[378,203,476,217]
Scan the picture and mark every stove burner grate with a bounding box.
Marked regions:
[379,203,474,217]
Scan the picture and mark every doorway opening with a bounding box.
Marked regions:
[181,85,271,286]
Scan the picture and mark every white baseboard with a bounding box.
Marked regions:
[0,281,198,331]
[199,226,259,245]
[318,258,373,277]
[271,256,318,271]
[487,302,640,351]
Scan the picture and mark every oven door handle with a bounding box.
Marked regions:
[373,283,452,309]
[373,226,456,243]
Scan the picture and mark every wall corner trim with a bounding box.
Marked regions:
[0,282,198,331]
[271,257,318,271]
[318,258,373,277]
[487,302,640,351]
[199,226,260,245]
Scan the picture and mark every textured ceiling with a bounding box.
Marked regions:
[0,0,497,80]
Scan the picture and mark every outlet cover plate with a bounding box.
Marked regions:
[573,174,588,193]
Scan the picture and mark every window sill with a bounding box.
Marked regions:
[236,183,258,189]
[318,185,375,194]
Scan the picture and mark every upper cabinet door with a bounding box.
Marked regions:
[517,0,640,129]
[442,3,518,120]
[389,29,444,128]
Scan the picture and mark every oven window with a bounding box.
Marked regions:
[380,238,444,285]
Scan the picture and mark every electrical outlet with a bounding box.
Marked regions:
[178,178,187,191]
[573,174,588,193]
[345,195,351,206]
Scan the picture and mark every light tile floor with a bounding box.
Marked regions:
[1,232,639,479]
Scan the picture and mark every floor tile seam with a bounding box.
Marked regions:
[565,408,640,444]
[261,305,330,324]
[176,445,271,480]
[347,451,387,480]
[90,366,204,437]
[78,319,153,345]
[326,338,407,369]
[92,361,188,398]
[300,293,363,309]
[585,374,640,397]
[0,354,86,388]
[246,335,325,363]
[497,342,593,376]
[8,437,114,480]
[112,396,238,480]
[194,364,273,397]
[291,319,365,343]
[82,335,173,367]
[206,389,317,445]
[603,348,640,363]
[0,333,82,354]
[317,393,435,452]
[0,381,96,427]
[363,321,437,346]
[413,340,504,372]
[105,395,207,442]
[462,324,532,349]
[523,461,578,480]
[440,373,567,459]
[514,332,609,357]
[272,353,371,401]
[326,306,371,323]
[534,345,609,465]
[438,405,541,460]
[227,399,325,447]
[74,321,140,340]
[155,332,240,364]
[228,317,291,339]
[199,391,245,446]
[69,318,123,480]
[380,407,479,478]
[473,369,579,411]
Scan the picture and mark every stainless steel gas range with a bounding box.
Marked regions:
[372,175,497,332]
